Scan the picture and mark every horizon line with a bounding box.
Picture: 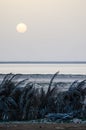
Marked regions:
[0,61,86,64]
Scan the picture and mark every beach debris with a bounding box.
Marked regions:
[45,110,81,121]
[71,118,82,124]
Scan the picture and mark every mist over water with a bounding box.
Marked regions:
[0,64,86,75]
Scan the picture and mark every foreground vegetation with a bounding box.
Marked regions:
[0,73,86,122]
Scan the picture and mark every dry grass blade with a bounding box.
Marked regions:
[46,72,59,97]
[0,73,12,88]
[69,80,78,91]
[76,80,86,90]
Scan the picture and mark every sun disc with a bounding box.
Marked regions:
[16,23,27,33]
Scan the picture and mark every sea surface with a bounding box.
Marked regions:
[0,63,86,74]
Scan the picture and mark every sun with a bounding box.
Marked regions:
[16,23,27,33]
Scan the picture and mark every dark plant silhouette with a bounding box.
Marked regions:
[0,73,86,121]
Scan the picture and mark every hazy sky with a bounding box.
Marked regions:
[0,0,86,62]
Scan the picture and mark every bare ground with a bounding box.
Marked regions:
[0,122,86,130]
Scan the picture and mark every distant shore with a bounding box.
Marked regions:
[0,74,86,91]
[0,73,86,82]
[0,73,86,81]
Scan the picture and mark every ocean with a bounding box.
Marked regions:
[0,63,86,74]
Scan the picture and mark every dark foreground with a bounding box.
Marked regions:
[0,73,86,123]
[0,122,86,130]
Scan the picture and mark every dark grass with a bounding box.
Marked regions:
[0,73,86,122]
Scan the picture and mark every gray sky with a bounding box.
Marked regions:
[0,0,86,62]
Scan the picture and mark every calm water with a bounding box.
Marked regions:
[0,63,86,74]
